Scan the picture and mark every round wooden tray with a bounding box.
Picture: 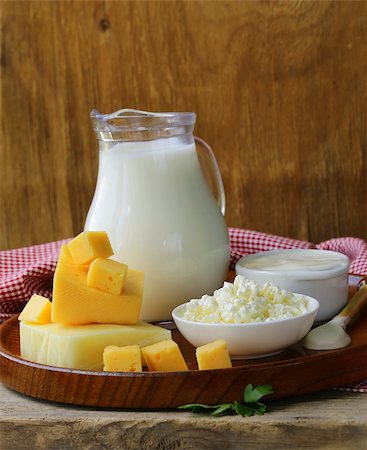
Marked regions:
[1,302,367,409]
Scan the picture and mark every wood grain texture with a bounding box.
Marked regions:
[1,1,366,250]
[1,299,367,408]
[1,383,366,450]
[1,386,367,450]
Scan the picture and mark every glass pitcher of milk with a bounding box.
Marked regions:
[85,109,230,322]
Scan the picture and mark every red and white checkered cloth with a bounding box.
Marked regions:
[0,228,366,392]
[0,239,70,323]
[229,228,367,274]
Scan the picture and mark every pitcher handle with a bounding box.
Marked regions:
[194,136,226,216]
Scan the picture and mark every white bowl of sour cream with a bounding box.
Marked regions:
[172,276,319,359]
[235,249,350,322]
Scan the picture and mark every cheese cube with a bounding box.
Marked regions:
[68,231,113,265]
[103,345,142,372]
[196,339,232,370]
[59,244,89,272]
[60,243,71,258]
[51,249,143,325]
[87,258,128,295]
[18,294,52,324]
[20,320,171,370]
[141,340,188,372]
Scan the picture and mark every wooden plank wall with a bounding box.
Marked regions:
[1,0,366,250]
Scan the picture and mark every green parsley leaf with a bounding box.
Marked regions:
[178,403,216,410]
[233,401,254,417]
[244,384,274,403]
[178,384,273,418]
[211,403,233,416]
[250,401,267,415]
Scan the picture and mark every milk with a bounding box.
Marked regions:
[85,137,230,321]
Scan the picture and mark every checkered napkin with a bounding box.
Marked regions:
[0,229,366,392]
[0,239,69,323]
[229,228,367,274]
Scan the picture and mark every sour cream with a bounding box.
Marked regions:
[235,249,350,322]
[238,250,349,276]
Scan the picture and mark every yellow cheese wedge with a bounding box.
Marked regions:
[103,345,142,372]
[195,339,232,370]
[51,249,144,325]
[18,294,52,324]
[87,258,128,295]
[141,340,189,372]
[20,320,171,370]
[68,231,113,265]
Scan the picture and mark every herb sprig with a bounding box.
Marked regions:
[178,384,273,417]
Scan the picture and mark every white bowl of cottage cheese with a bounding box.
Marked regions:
[172,275,319,359]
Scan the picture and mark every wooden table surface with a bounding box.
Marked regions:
[1,383,366,450]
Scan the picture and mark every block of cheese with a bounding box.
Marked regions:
[87,258,128,295]
[51,246,143,325]
[18,294,52,324]
[20,320,171,370]
[68,231,113,265]
[195,339,232,370]
[141,340,188,372]
[103,345,142,372]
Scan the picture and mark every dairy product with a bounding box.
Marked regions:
[196,339,232,370]
[235,250,350,322]
[87,258,128,295]
[183,276,310,324]
[18,294,52,324]
[20,320,171,370]
[85,138,229,321]
[240,250,349,273]
[103,345,142,372]
[141,339,189,372]
[51,246,144,325]
[68,231,113,265]
[302,320,351,350]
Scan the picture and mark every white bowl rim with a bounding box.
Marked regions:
[172,295,319,328]
[235,249,350,280]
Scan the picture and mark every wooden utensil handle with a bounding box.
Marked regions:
[339,282,367,319]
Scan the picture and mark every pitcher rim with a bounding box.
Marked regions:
[90,108,196,127]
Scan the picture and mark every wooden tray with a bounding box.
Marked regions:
[1,285,367,409]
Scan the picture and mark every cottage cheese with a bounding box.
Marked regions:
[183,275,310,324]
